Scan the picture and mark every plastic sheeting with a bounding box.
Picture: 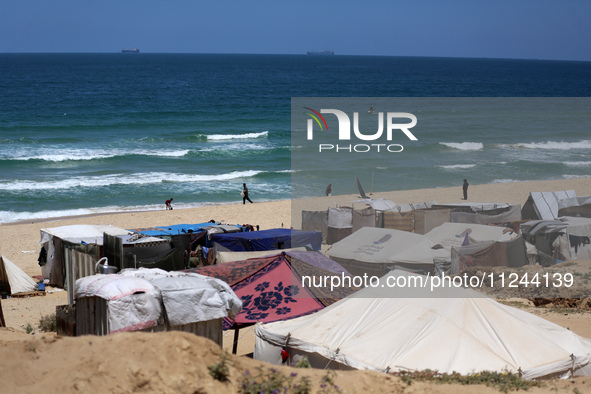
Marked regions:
[76,268,242,333]
[328,207,353,228]
[301,210,328,242]
[76,275,162,333]
[451,205,522,225]
[211,229,322,252]
[352,208,375,233]
[255,270,591,379]
[450,236,529,275]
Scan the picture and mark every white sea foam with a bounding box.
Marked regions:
[439,164,477,170]
[205,131,268,140]
[0,169,293,192]
[491,179,520,184]
[439,142,483,150]
[501,140,591,150]
[4,149,191,162]
[564,161,591,167]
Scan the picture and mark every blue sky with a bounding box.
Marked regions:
[2,0,590,61]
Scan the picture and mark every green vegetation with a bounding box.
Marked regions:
[208,353,231,382]
[392,369,542,393]
[38,313,57,332]
[239,366,313,394]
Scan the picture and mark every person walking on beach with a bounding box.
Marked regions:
[242,183,253,204]
[462,179,469,200]
[165,198,173,210]
[326,184,332,196]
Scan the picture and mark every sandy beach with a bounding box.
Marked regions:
[2,177,591,393]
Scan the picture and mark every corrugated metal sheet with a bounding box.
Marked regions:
[65,249,96,305]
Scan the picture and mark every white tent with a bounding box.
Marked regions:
[425,222,518,249]
[327,227,449,276]
[0,256,37,295]
[521,190,577,221]
[255,270,591,380]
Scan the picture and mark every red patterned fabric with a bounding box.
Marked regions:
[189,253,359,329]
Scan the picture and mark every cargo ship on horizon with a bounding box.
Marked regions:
[121,48,140,53]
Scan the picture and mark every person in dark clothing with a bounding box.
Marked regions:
[462,179,469,200]
[165,198,173,210]
[242,183,253,204]
[325,184,332,196]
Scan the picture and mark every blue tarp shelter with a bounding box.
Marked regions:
[132,223,244,237]
[212,229,322,252]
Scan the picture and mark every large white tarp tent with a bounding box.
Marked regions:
[521,190,577,221]
[327,227,449,276]
[255,270,591,380]
[0,256,37,295]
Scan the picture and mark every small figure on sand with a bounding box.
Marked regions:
[368,104,375,114]
[326,184,332,196]
[242,183,253,204]
[462,179,469,200]
[165,198,173,210]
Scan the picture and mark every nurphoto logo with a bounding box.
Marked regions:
[304,107,418,153]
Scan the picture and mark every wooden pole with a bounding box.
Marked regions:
[0,297,6,328]
[350,176,357,195]
[232,327,240,354]
[370,170,374,195]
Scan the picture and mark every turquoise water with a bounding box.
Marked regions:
[1,54,590,223]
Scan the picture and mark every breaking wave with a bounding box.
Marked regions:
[203,131,269,140]
[439,142,483,151]
[501,140,591,150]
[0,170,290,191]
[439,164,477,170]
[1,149,191,162]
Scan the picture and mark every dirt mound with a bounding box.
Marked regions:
[529,298,591,310]
[1,329,591,393]
[0,330,409,394]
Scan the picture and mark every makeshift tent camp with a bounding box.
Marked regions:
[0,256,37,295]
[188,252,357,330]
[211,229,322,252]
[521,190,577,220]
[327,227,449,276]
[255,270,591,380]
